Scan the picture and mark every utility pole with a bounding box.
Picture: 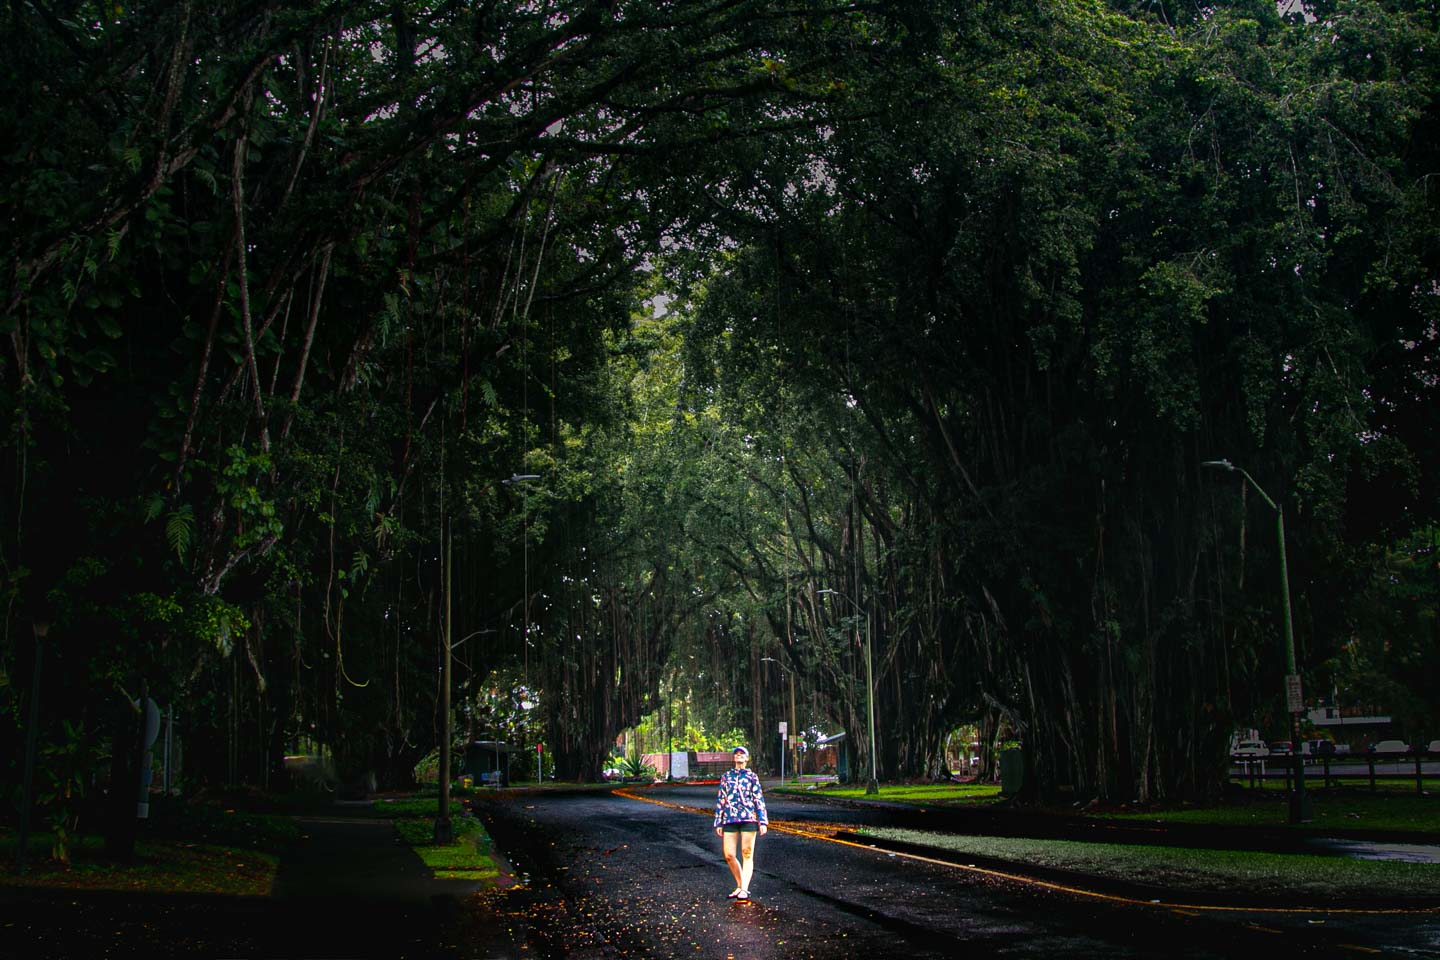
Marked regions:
[16,619,47,874]
[1203,459,1310,823]
[435,520,455,844]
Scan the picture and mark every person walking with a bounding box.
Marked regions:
[714,745,768,901]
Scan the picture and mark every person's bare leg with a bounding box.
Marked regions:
[722,831,743,892]
[738,831,757,894]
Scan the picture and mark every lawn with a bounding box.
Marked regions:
[1100,790,1440,835]
[145,798,305,848]
[0,798,300,897]
[1228,775,1439,795]
[774,782,1003,804]
[856,827,1440,901]
[383,788,502,881]
[782,778,1438,835]
[390,814,501,882]
[371,796,468,819]
[0,832,278,896]
[0,789,505,896]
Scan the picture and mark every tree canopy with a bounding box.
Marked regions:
[3,0,1436,809]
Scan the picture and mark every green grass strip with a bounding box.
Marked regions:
[857,826,1440,900]
[371,797,467,819]
[780,779,1437,836]
[391,816,500,883]
[1100,793,1440,834]
[775,783,1003,804]
[1227,777,1440,795]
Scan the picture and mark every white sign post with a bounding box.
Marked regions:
[670,751,689,780]
[133,696,160,818]
[1285,674,1304,714]
[779,722,788,785]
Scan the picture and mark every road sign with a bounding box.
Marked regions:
[1285,674,1303,713]
[779,721,788,741]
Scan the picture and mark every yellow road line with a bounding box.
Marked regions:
[611,787,1439,917]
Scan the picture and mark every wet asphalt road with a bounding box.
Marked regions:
[472,785,1440,960]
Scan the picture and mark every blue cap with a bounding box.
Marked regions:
[732,745,749,757]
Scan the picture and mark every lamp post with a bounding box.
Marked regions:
[16,618,48,875]
[760,657,798,785]
[436,517,457,843]
[437,474,541,843]
[1203,458,1311,823]
[451,628,496,745]
[818,589,878,795]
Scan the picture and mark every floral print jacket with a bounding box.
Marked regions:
[713,767,768,827]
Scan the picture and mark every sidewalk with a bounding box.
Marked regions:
[0,805,525,959]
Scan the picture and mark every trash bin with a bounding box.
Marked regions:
[999,748,1026,797]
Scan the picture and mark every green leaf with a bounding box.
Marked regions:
[166,506,194,562]
[143,493,165,524]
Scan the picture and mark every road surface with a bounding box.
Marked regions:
[470,785,1440,959]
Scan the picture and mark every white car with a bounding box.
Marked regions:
[1369,740,1410,755]
[1233,740,1269,757]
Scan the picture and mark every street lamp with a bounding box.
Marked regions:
[436,516,458,843]
[438,474,540,843]
[16,618,48,875]
[452,628,496,743]
[817,589,879,795]
[760,657,799,785]
[1202,458,1311,824]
